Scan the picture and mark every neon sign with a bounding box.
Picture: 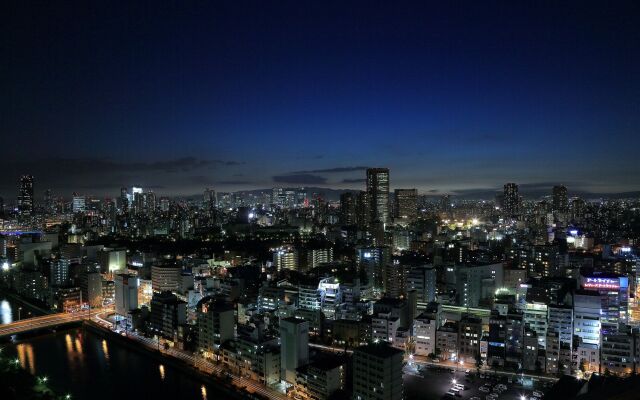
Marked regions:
[584,277,619,289]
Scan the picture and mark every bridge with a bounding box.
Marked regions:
[0,307,113,338]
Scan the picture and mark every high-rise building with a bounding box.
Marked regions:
[50,258,70,287]
[339,192,357,225]
[120,187,129,212]
[406,265,437,304]
[115,273,139,317]
[197,297,235,355]
[280,317,309,383]
[18,175,34,218]
[72,193,86,213]
[581,274,629,334]
[393,188,417,224]
[273,248,298,271]
[366,168,390,226]
[573,290,602,346]
[150,291,186,339]
[552,185,568,213]
[151,264,182,293]
[503,182,519,216]
[352,342,404,400]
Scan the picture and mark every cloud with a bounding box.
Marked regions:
[218,180,251,185]
[342,178,366,184]
[273,174,328,184]
[292,166,368,174]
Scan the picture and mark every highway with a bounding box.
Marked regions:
[92,311,286,400]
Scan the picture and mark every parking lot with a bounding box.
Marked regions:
[404,364,552,400]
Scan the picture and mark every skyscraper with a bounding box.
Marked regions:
[18,175,34,218]
[503,182,519,216]
[366,168,390,226]
[552,185,568,213]
[339,192,357,225]
[393,188,417,224]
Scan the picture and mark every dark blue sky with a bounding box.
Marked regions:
[2,1,639,198]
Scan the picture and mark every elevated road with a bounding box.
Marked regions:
[0,307,113,338]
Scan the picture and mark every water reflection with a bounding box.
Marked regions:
[102,339,110,363]
[201,385,208,400]
[6,329,208,400]
[159,364,166,381]
[1,299,13,324]
[16,343,36,374]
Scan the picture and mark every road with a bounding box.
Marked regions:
[0,306,113,338]
[92,310,286,400]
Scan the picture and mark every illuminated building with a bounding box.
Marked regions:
[458,315,482,360]
[318,277,342,320]
[273,247,298,271]
[573,290,601,346]
[406,265,437,304]
[413,312,437,356]
[523,302,548,348]
[339,192,357,225]
[552,185,568,213]
[151,264,182,293]
[366,168,390,226]
[150,291,186,339]
[280,317,309,384]
[197,297,234,355]
[393,188,417,225]
[72,194,86,213]
[502,182,519,216]
[115,273,139,317]
[18,175,34,218]
[294,356,345,400]
[99,248,126,273]
[306,247,333,270]
[455,263,504,308]
[352,342,404,400]
[50,258,70,287]
[580,274,629,333]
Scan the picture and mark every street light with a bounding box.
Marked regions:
[452,379,457,385]
[18,307,22,321]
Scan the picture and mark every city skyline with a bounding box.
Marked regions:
[2,1,639,196]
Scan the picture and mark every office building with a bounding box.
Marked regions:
[151,264,182,293]
[366,168,390,226]
[197,297,235,355]
[393,188,417,225]
[150,291,186,339]
[280,317,309,384]
[573,290,602,346]
[294,356,345,400]
[352,342,403,400]
[503,182,519,216]
[18,175,34,218]
[552,185,568,213]
[413,312,437,357]
[115,273,139,317]
[406,265,436,304]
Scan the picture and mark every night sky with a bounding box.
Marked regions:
[2,1,639,199]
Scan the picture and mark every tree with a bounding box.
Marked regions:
[579,359,587,373]
[604,368,612,377]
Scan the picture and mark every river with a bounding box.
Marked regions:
[1,297,212,400]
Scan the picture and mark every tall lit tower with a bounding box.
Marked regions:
[503,182,519,216]
[366,168,390,226]
[18,175,34,218]
[552,185,568,213]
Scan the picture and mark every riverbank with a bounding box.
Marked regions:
[83,321,265,400]
[0,289,52,318]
